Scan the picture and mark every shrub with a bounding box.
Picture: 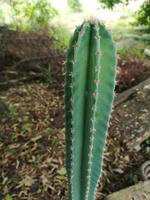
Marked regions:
[0,0,58,31]
[136,1,150,30]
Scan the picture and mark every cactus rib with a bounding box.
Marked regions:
[64,19,117,200]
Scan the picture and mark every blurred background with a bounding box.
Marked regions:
[0,0,150,91]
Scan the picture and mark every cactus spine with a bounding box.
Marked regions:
[64,19,117,200]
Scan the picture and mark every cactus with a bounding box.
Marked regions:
[64,19,117,200]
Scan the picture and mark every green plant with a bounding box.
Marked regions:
[5,194,13,200]
[48,25,71,50]
[64,19,117,200]
[10,0,58,31]
[67,0,82,12]
[98,0,128,8]
[136,1,150,30]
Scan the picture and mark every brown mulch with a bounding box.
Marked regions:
[116,58,150,92]
[0,29,55,66]
[0,29,65,96]
[0,84,66,200]
[0,81,149,200]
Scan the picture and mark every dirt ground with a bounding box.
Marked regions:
[0,29,150,200]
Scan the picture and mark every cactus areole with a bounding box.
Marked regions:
[64,19,117,200]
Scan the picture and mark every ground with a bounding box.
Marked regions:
[0,77,150,200]
[0,27,150,200]
[0,83,66,200]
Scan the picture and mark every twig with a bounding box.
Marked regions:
[0,73,44,88]
[12,56,52,69]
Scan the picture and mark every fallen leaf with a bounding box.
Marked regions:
[57,167,66,176]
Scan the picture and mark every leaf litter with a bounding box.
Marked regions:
[0,81,149,200]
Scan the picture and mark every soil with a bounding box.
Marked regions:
[0,29,150,94]
[0,29,150,200]
[116,58,150,92]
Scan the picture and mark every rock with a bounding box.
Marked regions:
[141,160,150,181]
[114,78,150,151]
[105,181,150,200]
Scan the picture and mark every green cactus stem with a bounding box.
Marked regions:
[64,18,117,200]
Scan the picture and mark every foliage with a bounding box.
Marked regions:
[136,1,150,30]
[108,15,148,59]
[67,0,82,12]
[64,20,116,200]
[98,0,128,8]
[0,0,58,31]
[49,25,71,50]
[0,9,4,23]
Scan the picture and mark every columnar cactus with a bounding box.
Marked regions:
[64,19,117,200]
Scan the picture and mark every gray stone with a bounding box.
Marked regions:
[105,181,150,200]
